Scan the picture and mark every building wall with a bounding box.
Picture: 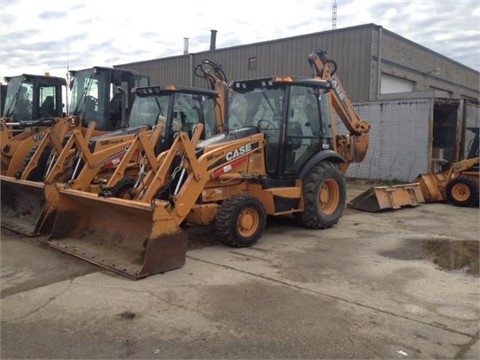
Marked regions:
[345,99,431,182]
[115,25,374,101]
[115,24,479,102]
[373,27,479,101]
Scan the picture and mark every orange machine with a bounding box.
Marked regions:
[46,51,371,279]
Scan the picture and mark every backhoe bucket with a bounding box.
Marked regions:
[48,189,187,279]
[413,172,448,203]
[0,176,58,236]
[348,183,425,212]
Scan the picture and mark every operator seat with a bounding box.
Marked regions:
[40,96,55,117]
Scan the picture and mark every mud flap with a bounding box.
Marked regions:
[48,189,187,279]
[348,183,425,212]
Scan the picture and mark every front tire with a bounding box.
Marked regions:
[296,161,346,229]
[446,176,479,207]
[215,194,266,247]
[17,144,52,181]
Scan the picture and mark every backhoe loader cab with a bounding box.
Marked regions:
[2,74,66,121]
[1,74,66,172]
[465,127,479,159]
[228,76,339,178]
[68,66,149,131]
[128,85,219,148]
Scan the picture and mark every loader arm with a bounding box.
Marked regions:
[102,123,164,189]
[42,121,98,183]
[58,126,153,191]
[133,123,205,201]
[163,132,266,225]
[449,157,480,175]
[16,118,75,179]
[131,126,265,225]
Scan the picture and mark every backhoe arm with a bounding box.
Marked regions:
[194,59,229,133]
[308,49,369,135]
[308,49,370,170]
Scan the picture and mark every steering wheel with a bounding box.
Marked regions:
[85,95,98,108]
[257,119,276,130]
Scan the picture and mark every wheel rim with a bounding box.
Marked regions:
[318,178,340,215]
[237,207,260,237]
[452,183,471,202]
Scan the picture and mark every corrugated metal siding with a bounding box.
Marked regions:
[115,24,375,101]
[345,99,431,182]
[117,56,192,87]
[463,102,480,157]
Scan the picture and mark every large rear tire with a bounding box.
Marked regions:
[446,176,479,207]
[296,161,346,229]
[215,194,266,247]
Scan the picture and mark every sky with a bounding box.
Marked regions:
[0,0,479,82]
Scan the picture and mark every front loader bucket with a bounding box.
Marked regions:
[48,189,187,279]
[0,175,58,236]
[413,173,448,203]
[348,183,425,212]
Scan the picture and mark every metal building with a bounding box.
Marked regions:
[115,23,480,181]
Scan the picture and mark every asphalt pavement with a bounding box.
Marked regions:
[1,181,479,359]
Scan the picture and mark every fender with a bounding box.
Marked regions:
[298,149,344,180]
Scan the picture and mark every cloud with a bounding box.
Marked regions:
[0,0,478,82]
[38,11,69,20]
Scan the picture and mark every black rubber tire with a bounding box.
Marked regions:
[215,194,266,247]
[296,161,346,229]
[446,176,479,207]
[110,177,136,199]
[16,144,52,181]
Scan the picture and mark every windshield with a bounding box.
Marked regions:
[228,87,284,130]
[171,92,217,138]
[128,94,170,128]
[129,91,217,136]
[134,75,149,88]
[69,69,108,120]
[3,77,34,120]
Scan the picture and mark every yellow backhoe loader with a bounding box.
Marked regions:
[1,66,148,177]
[350,127,479,211]
[415,127,479,207]
[1,60,228,236]
[1,66,149,234]
[46,50,371,279]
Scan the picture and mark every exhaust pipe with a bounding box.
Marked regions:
[210,29,217,51]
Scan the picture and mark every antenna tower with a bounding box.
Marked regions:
[332,0,337,29]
